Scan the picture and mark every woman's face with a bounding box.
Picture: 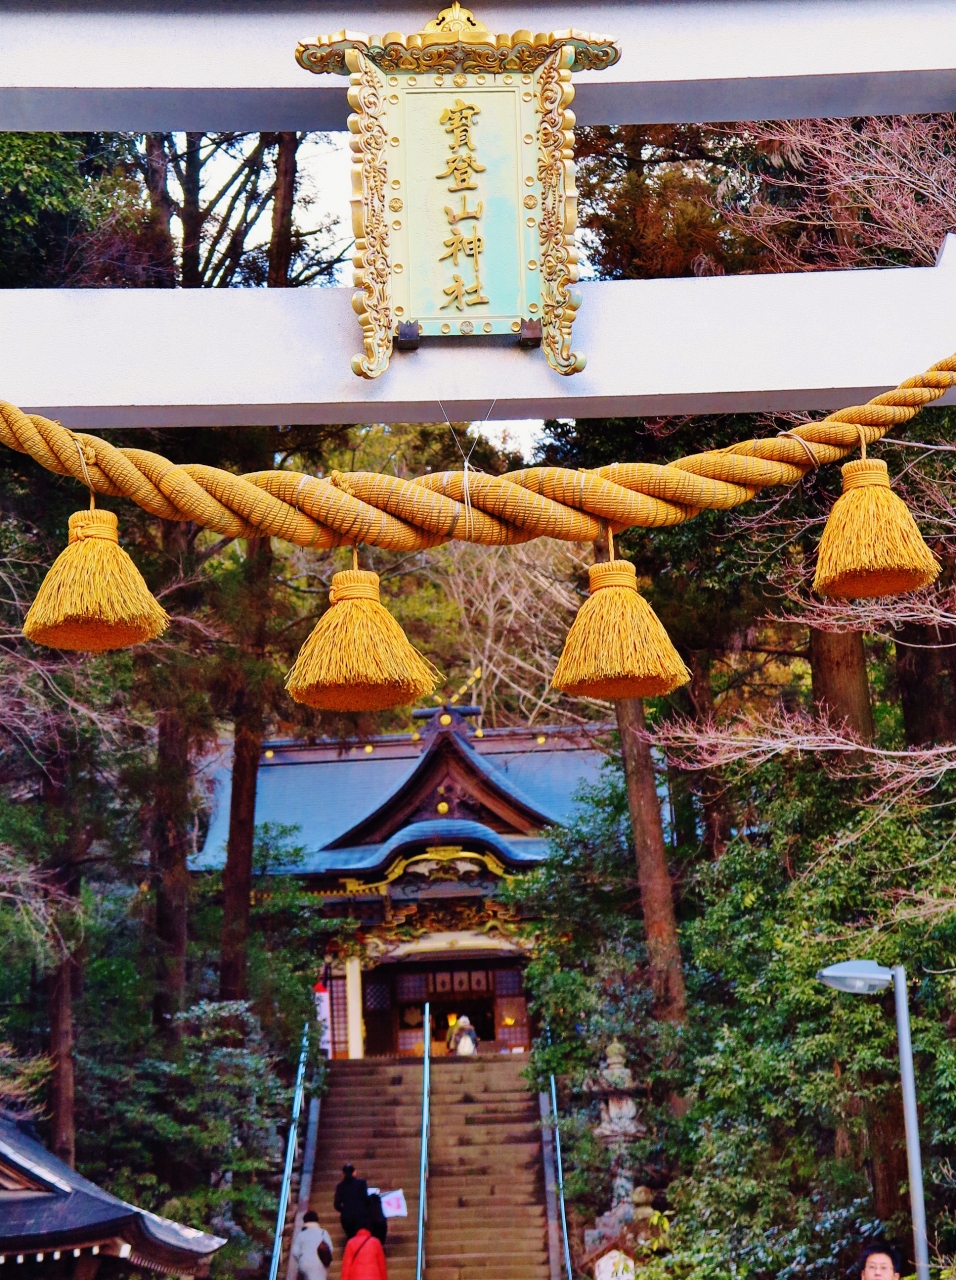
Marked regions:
[863,1254,899,1280]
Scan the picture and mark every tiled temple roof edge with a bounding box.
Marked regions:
[0,1117,226,1269]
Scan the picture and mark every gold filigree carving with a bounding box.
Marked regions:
[296,8,620,77]
[346,49,393,379]
[537,46,586,376]
[341,845,512,896]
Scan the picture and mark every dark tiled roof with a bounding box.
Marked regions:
[193,721,608,876]
[0,1119,225,1268]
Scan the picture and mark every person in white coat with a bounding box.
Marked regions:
[290,1211,334,1280]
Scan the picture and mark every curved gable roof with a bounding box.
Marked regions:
[326,719,553,848]
[372,818,542,868]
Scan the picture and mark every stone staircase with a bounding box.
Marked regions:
[308,1056,551,1280]
[426,1057,551,1280]
[309,1059,423,1280]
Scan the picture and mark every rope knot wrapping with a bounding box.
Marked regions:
[329,470,355,497]
[68,510,119,545]
[841,458,891,491]
[328,569,381,603]
[589,560,638,593]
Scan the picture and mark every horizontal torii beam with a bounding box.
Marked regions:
[9,240,956,429]
[1,1,956,130]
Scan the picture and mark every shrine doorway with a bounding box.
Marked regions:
[359,958,531,1058]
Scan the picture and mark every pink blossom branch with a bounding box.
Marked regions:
[650,708,956,807]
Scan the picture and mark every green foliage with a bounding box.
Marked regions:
[520,749,956,1278]
[78,1001,288,1273]
[0,132,144,286]
[0,133,91,285]
[0,1033,51,1116]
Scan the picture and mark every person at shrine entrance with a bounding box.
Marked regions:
[341,1228,388,1280]
[335,1163,370,1240]
[290,1211,334,1280]
[446,1013,479,1055]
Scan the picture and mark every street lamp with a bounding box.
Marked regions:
[817,961,928,1280]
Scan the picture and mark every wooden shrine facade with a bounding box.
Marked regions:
[197,707,607,1058]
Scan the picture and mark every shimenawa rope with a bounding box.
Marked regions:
[0,352,953,551]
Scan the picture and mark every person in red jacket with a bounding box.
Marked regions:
[340,1228,387,1280]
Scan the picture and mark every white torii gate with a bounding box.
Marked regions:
[3,0,956,425]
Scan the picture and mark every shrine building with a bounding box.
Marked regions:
[196,708,607,1059]
[0,1117,224,1277]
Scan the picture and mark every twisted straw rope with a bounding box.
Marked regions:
[2,353,954,551]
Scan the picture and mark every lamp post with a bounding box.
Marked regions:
[816,961,928,1280]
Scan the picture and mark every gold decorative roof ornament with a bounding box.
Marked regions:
[341,845,513,895]
[423,4,490,36]
[295,5,621,77]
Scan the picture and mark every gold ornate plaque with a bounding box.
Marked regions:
[296,4,620,379]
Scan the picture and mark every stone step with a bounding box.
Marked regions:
[429,1156,542,1175]
[427,1228,547,1246]
[313,1156,420,1163]
[428,1195,544,1210]
[320,1098,415,1106]
[428,1251,548,1264]
[432,1100,537,1111]
[425,1265,550,1280]
[319,1121,416,1131]
[311,1171,420,1181]
[430,1130,539,1147]
[427,1194,544,1208]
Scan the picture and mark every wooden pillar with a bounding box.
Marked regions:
[345,956,364,1060]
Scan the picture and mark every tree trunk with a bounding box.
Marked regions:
[863,1082,908,1223]
[896,622,956,745]
[267,132,299,287]
[152,706,192,1036]
[688,651,732,858]
[180,132,204,288]
[48,953,75,1167]
[615,697,687,1024]
[219,698,263,1001]
[809,628,875,742]
[219,535,272,1002]
[143,133,177,287]
[150,519,199,1036]
[43,757,82,1167]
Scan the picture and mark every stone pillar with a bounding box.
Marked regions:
[345,956,364,1059]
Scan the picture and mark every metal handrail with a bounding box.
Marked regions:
[550,1073,573,1280]
[269,1021,310,1280]
[415,1002,431,1280]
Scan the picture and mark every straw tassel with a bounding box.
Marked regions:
[23,509,169,651]
[286,567,441,711]
[814,458,939,599]
[551,558,690,699]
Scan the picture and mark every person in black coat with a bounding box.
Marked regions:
[334,1163,370,1240]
